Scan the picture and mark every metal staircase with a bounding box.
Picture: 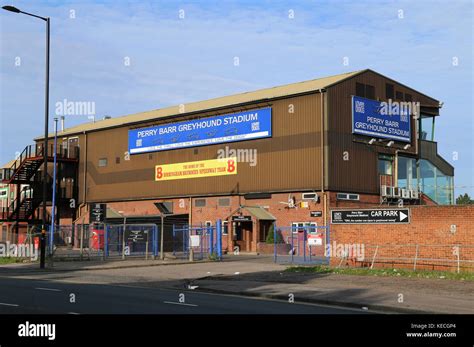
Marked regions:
[0,143,79,223]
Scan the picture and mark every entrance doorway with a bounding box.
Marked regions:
[233,221,253,252]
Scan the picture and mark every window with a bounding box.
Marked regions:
[218,198,230,207]
[396,91,404,100]
[419,159,454,205]
[302,192,318,201]
[204,221,212,229]
[356,83,365,97]
[420,114,435,141]
[397,156,417,190]
[291,222,317,233]
[148,154,153,160]
[356,83,375,99]
[378,155,393,175]
[222,221,228,235]
[115,157,120,164]
[336,193,360,201]
[386,83,394,99]
[98,158,107,167]
[366,85,375,99]
[195,198,206,207]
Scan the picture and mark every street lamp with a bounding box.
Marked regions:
[2,5,50,269]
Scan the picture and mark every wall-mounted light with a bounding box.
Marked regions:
[403,144,411,150]
[368,138,376,145]
[386,141,394,147]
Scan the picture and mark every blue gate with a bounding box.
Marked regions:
[172,220,223,260]
[105,224,159,259]
[273,224,330,264]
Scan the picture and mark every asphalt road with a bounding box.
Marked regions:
[0,277,367,314]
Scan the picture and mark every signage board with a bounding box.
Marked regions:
[89,203,106,223]
[125,229,149,242]
[307,234,323,246]
[155,157,237,181]
[232,215,252,222]
[331,209,410,224]
[129,107,272,154]
[352,96,411,142]
[310,211,322,217]
[190,235,200,247]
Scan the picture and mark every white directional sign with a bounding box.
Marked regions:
[331,209,410,224]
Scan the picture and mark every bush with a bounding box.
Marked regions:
[265,224,284,244]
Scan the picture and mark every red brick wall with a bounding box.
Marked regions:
[329,205,474,271]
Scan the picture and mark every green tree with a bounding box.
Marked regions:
[265,224,284,244]
[456,193,473,205]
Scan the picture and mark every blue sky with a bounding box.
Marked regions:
[0,0,473,197]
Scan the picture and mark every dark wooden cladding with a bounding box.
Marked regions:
[326,70,440,194]
[77,93,324,203]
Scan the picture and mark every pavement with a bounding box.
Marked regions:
[1,254,473,314]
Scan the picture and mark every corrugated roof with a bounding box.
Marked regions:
[1,159,15,169]
[37,70,364,139]
[243,206,276,221]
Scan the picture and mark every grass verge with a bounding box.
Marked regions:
[285,265,474,281]
[0,257,35,265]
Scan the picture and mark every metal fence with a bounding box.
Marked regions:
[105,224,159,259]
[172,224,222,260]
[343,244,474,273]
[273,225,330,265]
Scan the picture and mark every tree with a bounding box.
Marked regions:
[265,224,284,244]
[456,193,474,205]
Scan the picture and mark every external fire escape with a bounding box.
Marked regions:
[0,143,79,231]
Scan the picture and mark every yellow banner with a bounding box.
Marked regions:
[155,157,237,181]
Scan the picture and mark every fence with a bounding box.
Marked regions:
[2,220,224,261]
[273,225,330,265]
[172,223,222,260]
[341,244,474,273]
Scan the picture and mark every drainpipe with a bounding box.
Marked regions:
[319,89,327,227]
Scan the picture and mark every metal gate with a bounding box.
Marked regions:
[273,224,330,264]
[106,224,159,259]
[172,223,222,260]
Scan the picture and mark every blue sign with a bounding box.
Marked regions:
[128,107,272,154]
[352,96,411,142]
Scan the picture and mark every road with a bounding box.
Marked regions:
[0,277,367,314]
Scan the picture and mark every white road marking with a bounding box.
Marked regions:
[163,301,198,307]
[0,302,19,307]
[35,287,62,292]
[67,312,80,315]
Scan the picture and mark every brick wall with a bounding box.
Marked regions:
[329,205,474,271]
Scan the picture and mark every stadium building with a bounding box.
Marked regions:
[0,69,455,253]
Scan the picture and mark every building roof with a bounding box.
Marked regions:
[1,159,15,169]
[37,70,365,139]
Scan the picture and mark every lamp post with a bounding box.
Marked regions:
[50,118,58,256]
[2,5,50,269]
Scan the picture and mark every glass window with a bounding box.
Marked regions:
[222,221,228,235]
[420,115,435,141]
[378,158,393,175]
[386,83,394,99]
[218,198,230,207]
[98,158,107,167]
[366,85,375,99]
[356,83,365,97]
[397,156,417,189]
[195,199,206,207]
